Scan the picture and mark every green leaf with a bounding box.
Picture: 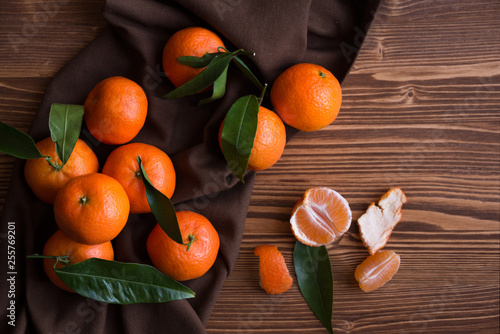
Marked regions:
[198,64,229,105]
[163,52,234,99]
[55,258,195,304]
[177,52,220,68]
[137,156,183,245]
[0,121,44,159]
[220,95,259,182]
[163,49,253,100]
[48,103,84,165]
[293,241,334,334]
[232,55,265,93]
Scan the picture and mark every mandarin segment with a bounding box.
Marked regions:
[102,142,176,214]
[147,211,220,281]
[162,27,225,88]
[290,187,352,247]
[271,63,342,131]
[354,250,401,292]
[43,229,114,292]
[24,137,99,204]
[254,245,293,295]
[53,173,130,245]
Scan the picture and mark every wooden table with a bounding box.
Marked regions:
[1,1,499,333]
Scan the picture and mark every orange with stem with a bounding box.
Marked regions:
[24,137,99,204]
[147,211,219,281]
[40,229,114,292]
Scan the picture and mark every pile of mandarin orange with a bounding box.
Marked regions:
[27,26,397,297]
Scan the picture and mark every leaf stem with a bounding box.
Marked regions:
[79,196,88,206]
[27,254,71,269]
[185,234,196,252]
[45,156,62,170]
[257,83,268,106]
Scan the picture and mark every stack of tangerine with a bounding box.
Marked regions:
[33,75,218,291]
[164,27,343,172]
[30,26,344,293]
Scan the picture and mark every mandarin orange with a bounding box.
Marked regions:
[102,142,176,214]
[147,211,219,281]
[24,137,99,204]
[219,106,286,171]
[271,63,342,131]
[84,76,148,145]
[43,229,114,292]
[162,27,225,88]
[53,173,130,245]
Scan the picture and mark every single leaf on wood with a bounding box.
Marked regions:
[0,121,44,159]
[55,258,195,304]
[49,103,84,165]
[293,241,334,334]
[137,156,183,245]
[220,95,259,182]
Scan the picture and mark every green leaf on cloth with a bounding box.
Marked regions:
[220,95,259,182]
[48,103,84,165]
[55,258,195,304]
[138,156,183,245]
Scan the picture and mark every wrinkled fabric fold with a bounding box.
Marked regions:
[0,0,380,333]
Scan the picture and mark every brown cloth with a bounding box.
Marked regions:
[1,0,380,333]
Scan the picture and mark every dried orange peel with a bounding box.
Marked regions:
[357,187,407,255]
[254,245,293,295]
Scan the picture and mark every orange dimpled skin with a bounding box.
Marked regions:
[254,245,293,295]
[354,250,401,292]
[53,173,130,245]
[271,63,342,132]
[24,137,99,204]
[162,27,225,88]
[246,107,287,171]
[84,76,148,145]
[102,142,176,214]
[218,106,287,171]
[147,211,220,282]
[43,229,114,292]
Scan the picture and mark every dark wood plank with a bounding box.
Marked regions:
[208,0,500,332]
[0,0,107,210]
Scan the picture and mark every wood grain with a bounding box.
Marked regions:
[1,0,499,333]
[0,0,107,209]
[208,0,500,332]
